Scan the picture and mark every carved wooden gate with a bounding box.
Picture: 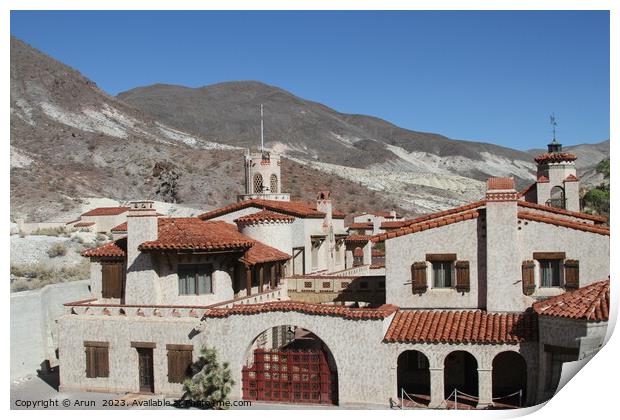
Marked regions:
[242,348,337,405]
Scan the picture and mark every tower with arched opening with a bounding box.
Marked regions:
[239,149,290,202]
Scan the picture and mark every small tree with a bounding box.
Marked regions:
[181,347,234,409]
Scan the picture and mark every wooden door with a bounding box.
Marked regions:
[137,348,154,393]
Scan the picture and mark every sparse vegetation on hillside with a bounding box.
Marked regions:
[30,226,71,237]
[10,260,90,292]
[47,243,67,258]
[582,159,610,219]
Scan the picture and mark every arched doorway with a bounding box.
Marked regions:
[397,350,430,406]
[492,351,527,407]
[548,186,566,209]
[242,325,338,405]
[444,351,478,407]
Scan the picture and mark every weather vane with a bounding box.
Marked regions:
[550,113,558,141]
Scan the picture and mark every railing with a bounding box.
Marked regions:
[63,288,286,318]
[399,389,428,409]
[437,388,523,410]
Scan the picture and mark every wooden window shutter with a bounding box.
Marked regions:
[411,262,428,294]
[85,343,109,378]
[455,260,470,292]
[167,345,193,383]
[85,347,95,378]
[102,262,123,299]
[96,347,109,377]
[522,260,536,296]
[564,260,579,290]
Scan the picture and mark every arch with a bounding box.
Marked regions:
[548,185,566,209]
[397,350,430,406]
[492,351,527,407]
[444,350,478,407]
[353,247,363,267]
[270,174,278,193]
[253,174,264,194]
[242,325,339,405]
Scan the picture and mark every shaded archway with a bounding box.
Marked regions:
[242,325,338,405]
[548,186,566,209]
[444,351,478,407]
[397,350,430,406]
[492,351,527,407]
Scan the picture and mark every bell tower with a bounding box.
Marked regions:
[238,105,290,202]
[533,114,580,212]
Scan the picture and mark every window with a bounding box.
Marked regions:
[178,264,213,295]
[432,261,453,288]
[84,342,109,378]
[101,261,124,298]
[540,259,561,287]
[270,174,278,193]
[167,345,193,383]
[253,174,264,193]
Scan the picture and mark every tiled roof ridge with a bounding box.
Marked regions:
[533,279,610,321]
[82,238,127,258]
[203,301,399,320]
[242,241,291,265]
[372,209,480,242]
[198,199,336,220]
[234,210,295,224]
[383,309,537,344]
[345,234,372,243]
[110,222,128,232]
[517,200,607,223]
[383,200,486,231]
[348,222,373,229]
[518,211,610,236]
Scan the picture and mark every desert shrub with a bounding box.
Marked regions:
[47,243,67,258]
[180,347,234,409]
[31,226,70,237]
[10,260,90,292]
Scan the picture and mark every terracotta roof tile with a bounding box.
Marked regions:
[203,301,398,320]
[518,211,610,235]
[487,177,515,190]
[139,218,254,252]
[353,248,364,257]
[242,241,291,265]
[111,222,127,232]
[389,201,486,230]
[198,199,345,220]
[381,220,409,229]
[537,175,550,183]
[81,207,130,217]
[372,209,480,242]
[564,174,579,182]
[534,152,577,164]
[384,310,537,344]
[82,237,127,258]
[345,235,372,244]
[235,210,295,224]
[533,279,610,321]
[73,221,95,227]
[517,201,607,223]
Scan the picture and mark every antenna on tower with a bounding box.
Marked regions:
[260,104,264,153]
[550,113,558,142]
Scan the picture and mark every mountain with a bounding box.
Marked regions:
[118,82,536,181]
[10,37,402,222]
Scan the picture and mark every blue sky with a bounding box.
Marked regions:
[10,10,609,150]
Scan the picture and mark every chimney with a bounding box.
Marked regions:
[125,200,159,304]
[484,178,525,312]
[316,191,332,229]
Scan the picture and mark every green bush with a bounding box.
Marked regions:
[181,347,234,409]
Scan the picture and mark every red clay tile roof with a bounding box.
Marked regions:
[372,210,480,242]
[139,219,254,252]
[348,222,373,229]
[393,201,486,229]
[518,182,537,198]
[81,206,130,217]
[517,200,607,223]
[381,220,410,229]
[242,241,291,265]
[353,248,364,257]
[203,301,398,320]
[371,249,385,256]
[384,310,537,344]
[534,152,577,163]
[518,211,610,235]
[73,221,95,227]
[82,237,127,258]
[198,199,345,220]
[564,174,579,182]
[487,177,515,190]
[537,175,550,183]
[345,235,372,244]
[234,210,295,224]
[533,279,610,321]
[111,222,128,232]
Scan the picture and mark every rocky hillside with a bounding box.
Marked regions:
[118,82,536,181]
[10,37,402,221]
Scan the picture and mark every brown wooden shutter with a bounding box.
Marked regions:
[411,262,428,294]
[85,346,95,378]
[102,262,123,298]
[522,260,536,296]
[455,260,470,292]
[167,345,193,383]
[96,347,109,377]
[564,260,579,290]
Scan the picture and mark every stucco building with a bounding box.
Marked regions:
[58,141,609,409]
